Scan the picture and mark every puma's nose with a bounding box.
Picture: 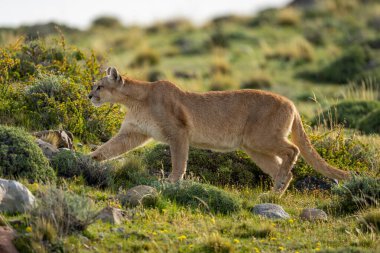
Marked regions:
[88,94,93,99]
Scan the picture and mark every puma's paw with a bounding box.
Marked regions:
[89,151,104,161]
[167,173,183,183]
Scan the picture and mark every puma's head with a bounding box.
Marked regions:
[88,67,123,107]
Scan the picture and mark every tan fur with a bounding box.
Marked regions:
[88,67,350,195]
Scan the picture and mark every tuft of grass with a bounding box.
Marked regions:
[130,47,160,67]
[232,221,274,238]
[210,56,231,75]
[161,181,241,214]
[358,209,380,233]
[209,73,236,91]
[358,109,380,135]
[199,232,234,253]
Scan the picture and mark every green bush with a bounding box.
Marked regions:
[317,46,369,84]
[0,125,56,182]
[51,150,112,188]
[161,181,241,214]
[143,144,269,188]
[293,129,377,180]
[130,48,160,67]
[91,16,122,28]
[0,38,124,143]
[332,176,380,213]
[312,101,380,128]
[358,109,380,134]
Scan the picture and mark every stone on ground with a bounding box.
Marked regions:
[35,139,59,159]
[118,185,158,207]
[0,179,35,214]
[95,206,125,225]
[300,208,328,221]
[252,203,290,219]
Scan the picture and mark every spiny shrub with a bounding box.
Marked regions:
[51,150,112,188]
[143,144,269,188]
[312,100,380,129]
[0,125,56,182]
[161,181,241,214]
[358,109,380,134]
[358,209,380,233]
[332,176,380,213]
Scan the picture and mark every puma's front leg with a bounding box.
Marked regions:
[167,136,189,183]
[90,132,149,161]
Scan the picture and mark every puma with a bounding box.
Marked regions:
[88,67,350,195]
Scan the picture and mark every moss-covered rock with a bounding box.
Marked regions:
[0,125,56,182]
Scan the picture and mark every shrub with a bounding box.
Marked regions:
[143,144,268,188]
[332,176,380,213]
[161,181,241,214]
[358,109,380,135]
[277,8,301,26]
[0,125,56,182]
[358,209,380,233]
[293,129,378,180]
[199,232,233,253]
[232,221,274,238]
[208,25,229,48]
[91,16,122,28]
[240,72,273,90]
[265,37,314,63]
[210,57,231,75]
[0,38,124,143]
[317,46,369,84]
[51,150,112,188]
[319,247,373,253]
[209,74,236,91]
[130,48,160,67]
[312,100,380,128]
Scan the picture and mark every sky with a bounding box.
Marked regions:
[0,0,292,29]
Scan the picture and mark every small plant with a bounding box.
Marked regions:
[210,57,231,75]
[358,209,380,233]
[0,125,56,182]
[264,37,314,63]
[332,176,380,213]
[161,181,241,214]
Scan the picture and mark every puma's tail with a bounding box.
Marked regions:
[291,113,350,180]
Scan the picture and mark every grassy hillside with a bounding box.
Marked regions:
[0,0,379,252]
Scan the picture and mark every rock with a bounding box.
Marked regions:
[300,208,328,222]
[35,139,59,159]
[95,207,124,225]
[0,179,35,214]
[294,176,338,192]
[252,203,290,219]
[33,130,74,149]
[118,185,158,207]
[0,227,19,253]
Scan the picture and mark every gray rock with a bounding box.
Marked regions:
[35,139,59,159]
[252,203,290,219]
[95,206,124,225]
[118,185,158,207]
[0,179,35,214]
[300,208,328,221]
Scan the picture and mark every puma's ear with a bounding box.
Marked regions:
[108,67,121,82]
[106,67,112,76]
